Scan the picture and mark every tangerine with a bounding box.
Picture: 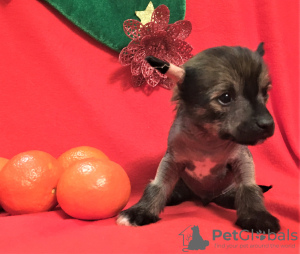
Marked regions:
[0,151,63,215]
[58,146,109,171]
[57,158,131,220]
[0,157,9,171]
[0,157,9,210]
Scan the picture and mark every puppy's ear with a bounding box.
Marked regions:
[256,42,265,57]
[145,56,185,84]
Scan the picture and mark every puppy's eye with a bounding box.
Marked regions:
[218,93,232,105]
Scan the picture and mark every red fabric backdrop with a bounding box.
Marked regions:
[0,0,299,253]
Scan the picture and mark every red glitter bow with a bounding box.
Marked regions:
[119,4,193,89]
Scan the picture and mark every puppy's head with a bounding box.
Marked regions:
[146,43,274,145]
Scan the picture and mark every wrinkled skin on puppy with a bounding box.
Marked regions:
[117,43,280,233]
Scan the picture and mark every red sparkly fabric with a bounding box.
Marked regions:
[119,5,193,89]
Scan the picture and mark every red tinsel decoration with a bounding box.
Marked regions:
[119,5,193,89]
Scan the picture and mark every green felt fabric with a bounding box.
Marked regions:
[42,0,186,52]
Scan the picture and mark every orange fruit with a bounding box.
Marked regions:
[0,151,63,215]
[0,157,9,171]
[0,157,9,211]
[58,146,109,171]
[57,158,131,220]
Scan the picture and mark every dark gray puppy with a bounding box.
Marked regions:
[117,43,280,233]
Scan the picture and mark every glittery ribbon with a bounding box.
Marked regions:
[119,4,193,89]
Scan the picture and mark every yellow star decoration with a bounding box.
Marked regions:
[135,1,155,25]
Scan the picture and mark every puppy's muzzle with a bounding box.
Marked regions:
[222,108,275,145]
[233,114,274,145]
[254,103,275,139]
[256,115,275,136]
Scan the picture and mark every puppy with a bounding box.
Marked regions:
[117,43,280,232]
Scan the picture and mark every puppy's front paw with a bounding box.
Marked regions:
[116,206,160,226]
[236,211,280,233]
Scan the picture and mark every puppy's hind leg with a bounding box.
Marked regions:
[166,178,195,206]
[117,152,182,226]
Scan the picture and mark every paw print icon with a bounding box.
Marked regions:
[256,230,266,240]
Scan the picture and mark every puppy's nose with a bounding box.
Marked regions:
[256,117,274,133]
